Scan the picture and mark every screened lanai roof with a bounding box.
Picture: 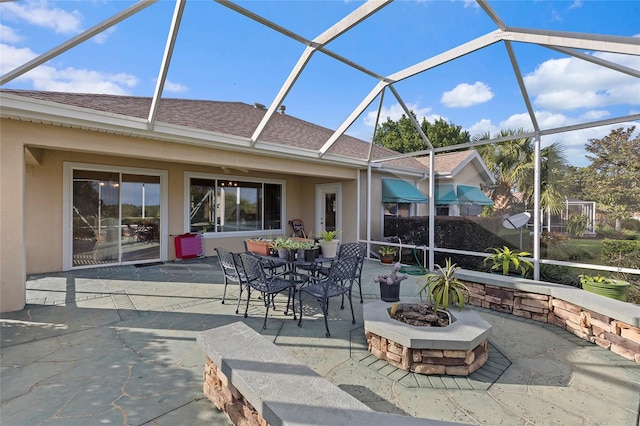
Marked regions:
[0,0,638,163]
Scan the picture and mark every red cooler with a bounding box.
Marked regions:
[174,233,203,259]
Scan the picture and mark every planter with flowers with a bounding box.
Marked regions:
[378,244,397,264]
[374,262,408,302]
[579,274,629,302]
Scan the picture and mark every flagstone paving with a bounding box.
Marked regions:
[1,257,639,425]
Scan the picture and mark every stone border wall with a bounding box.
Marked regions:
[203,356,265,426]
[366,332,489,375]
[463,279,640,363]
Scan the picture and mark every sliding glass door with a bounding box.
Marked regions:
[70,168,162,267]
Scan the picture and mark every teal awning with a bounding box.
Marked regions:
[457,185,493,206]
[435,184,458,205]
[381,178,427,203]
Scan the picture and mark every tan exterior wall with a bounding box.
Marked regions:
[1,119,359,312]
[0,131,26,312]
[454,162,486,186]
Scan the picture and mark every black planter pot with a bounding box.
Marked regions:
[380,282,401,302]
[304,248,319,261]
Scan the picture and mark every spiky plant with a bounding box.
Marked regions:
[418,258,469,312]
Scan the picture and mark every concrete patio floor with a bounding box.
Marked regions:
[1,257,639,425]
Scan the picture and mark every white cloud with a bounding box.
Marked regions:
[0,43,38,75]
[0,24,23,44]
[93,26,116,45]
[1,43,137,94]
[30,67,138,94]
[524,52,640,111]
[467,119,499,137]
[362,102,439,128]
[441,81,493,108]
[1,0,83,34]
[163,80,188,94]
[580,110,610,120]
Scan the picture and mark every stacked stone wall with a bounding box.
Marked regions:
[203,356,266,426]
[464,280,640,364]
[365,331,489,375]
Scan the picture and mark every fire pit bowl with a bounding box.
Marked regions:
[363,298,492,375]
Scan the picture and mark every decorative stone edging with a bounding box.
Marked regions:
[457,271,640,364]
[366,332,489,375]
[203,356,264,426]
[362,300,492,375]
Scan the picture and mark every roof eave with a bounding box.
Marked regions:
[0,93,373,169]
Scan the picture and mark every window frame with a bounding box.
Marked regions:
[184,172,286,238]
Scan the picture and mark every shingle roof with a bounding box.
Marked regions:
[1,89,425,170]
[414,150,476,174]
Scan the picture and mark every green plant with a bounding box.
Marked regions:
[567,214,589,237]
[378,244,397,256]
[418,258,469,312]
[319,229,338,241]
[484,246,533,276]
[578,274,618,286]
[271,236,289,250]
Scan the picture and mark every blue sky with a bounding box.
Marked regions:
[1,0,638,166]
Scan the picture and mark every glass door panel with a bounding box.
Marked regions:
[71,169,161,267]
[121,174,161,262]
[72,170,120,266]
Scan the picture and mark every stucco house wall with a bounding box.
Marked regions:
[2,117,361,312]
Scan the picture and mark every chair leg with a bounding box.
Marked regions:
[348,292,356,325]
[221,278,228,304]
[244,287,252,318]
[358,280,363,303]
[235,282,243,314]
[298,291,303,327]
[322,298,331,337]
[262,294,271,330]
[289,287,297,321]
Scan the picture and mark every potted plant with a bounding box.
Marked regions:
[271,236,289,259]
[301,239,320,261]
[579,274,630,302]
[318,229,339,258]
[378,244,397,264]
[483,246,533,277]
[417,258,469,312]
[245,238,272,256]
[374,262,408,302]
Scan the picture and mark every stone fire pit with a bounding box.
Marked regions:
[363,298,492,375]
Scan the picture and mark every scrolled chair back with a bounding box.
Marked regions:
[239,253,269,293]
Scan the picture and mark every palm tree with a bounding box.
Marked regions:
[473,129,567,216]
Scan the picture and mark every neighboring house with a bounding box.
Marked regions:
[1,90,491,312]
[416,150,495,216]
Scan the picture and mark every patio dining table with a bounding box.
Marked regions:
[245,252,335,316]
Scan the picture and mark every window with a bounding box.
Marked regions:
[383,202,411,217]
[188,175,283,234]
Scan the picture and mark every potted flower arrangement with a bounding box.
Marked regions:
[318,229,339,258]
[378,244,397,264]
[245,237,272,256]
[483,246,533,277]
[374,262,407,302]
[579,274,630,302]
[417,258,469,312]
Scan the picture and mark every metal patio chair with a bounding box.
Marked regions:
[298,255,358,337]
[316,242,366,305]
[215,247,247,314]
[239,253,301,330]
